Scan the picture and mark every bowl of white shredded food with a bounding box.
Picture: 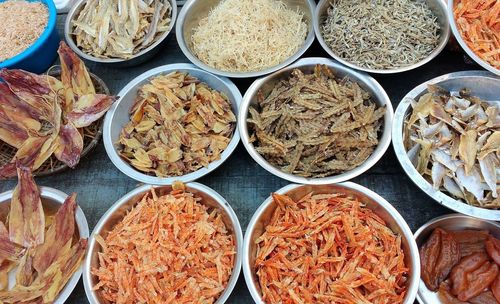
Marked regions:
[176,0,316,78]
[314,0,450,74]
[0,0,59,73]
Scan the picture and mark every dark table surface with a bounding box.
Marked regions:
[0,5,483,304]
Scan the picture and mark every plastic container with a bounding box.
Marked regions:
[0,0,60,73]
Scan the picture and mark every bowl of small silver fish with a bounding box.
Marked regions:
[393,71,500,221]
[314,0,450,74]
[65,0,177,66]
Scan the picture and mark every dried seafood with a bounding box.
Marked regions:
[119,71,236,177]
[420,228,500,303]
[91,182,236,303]
[0,42,116,178]
[404,85,499,208]
[0,163,87,303]
[248,65,385,178]
[255,192,408,303]
[321,0,440,70]
[454,0,500,70]
[72,0,172,59]
[191,0,307,73]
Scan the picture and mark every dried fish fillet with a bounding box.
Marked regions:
[71,0,172,59]
[248,65,385,178]
[256,192,408,303]
[405,85,499,208]
[118,71,236,177]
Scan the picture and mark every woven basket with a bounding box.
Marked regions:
[0,68,110,178]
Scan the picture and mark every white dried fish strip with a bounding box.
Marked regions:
[321,0,440,70]
[72,0,172,59]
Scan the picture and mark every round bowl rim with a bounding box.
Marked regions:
[0,0,57,68]
[82,182,243,304]
[238,57,393,185]
[64,0,177,64]
[175,0,316,78]
[313,0,451,74]
[103,63,241,185]
[0,186,90,304]
[446,0,500,75]
[242,182,420,304]
[392,70,500,221]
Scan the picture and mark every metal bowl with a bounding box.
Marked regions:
[83,182,243,304]
[64,0,177,67]
[314,0,450,74]
[0,187,89,304]
[238,57,393,185]
[447,0,500,75]
[414,213,500,304]
[243,182,420,304]
[103,63,241,185]
[175,0,316,78]
[392,71,500,221]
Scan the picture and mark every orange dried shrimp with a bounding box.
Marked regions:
[255,192,409,304]
[91,183,236,304]
[454,0,500,69]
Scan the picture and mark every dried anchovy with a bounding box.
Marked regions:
[248,65,385,178]
[321,0,440,70]
[119,71,236,177]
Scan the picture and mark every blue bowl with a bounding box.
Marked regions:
[0,0,59,73]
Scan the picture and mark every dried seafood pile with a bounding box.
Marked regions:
[92,183,235,303]
[0,42,116,178]
[119,71,236,177]
[405,85,499,208]
[0,163,87,303]
[321,0,440,70]
[248,65,385,178]
[71,0,172,59]
[255,192,408,303]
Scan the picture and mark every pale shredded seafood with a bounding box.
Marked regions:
[91,183,236,303]
[404,85,500,208]
[119,71,236,177]
[191,0,307,73]
[321,0,440,70]
[71,0,172,59]
[0,0,48,62]
[255,192,409,304]
[248,65,385,178]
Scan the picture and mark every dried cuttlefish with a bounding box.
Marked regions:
[0,163,87,303]
[248,65,385,178]
[72,0,172,59]
[0,42,116,178]
[119,71,236,177]
[404,85,499,208]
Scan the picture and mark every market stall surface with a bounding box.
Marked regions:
[0,9,478,304]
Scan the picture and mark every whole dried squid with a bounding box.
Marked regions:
[404,85,499,208]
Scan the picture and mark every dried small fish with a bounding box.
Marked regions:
[119,71,236,177]
[72,0,172,59]
[248,65,385,178]
[405,85,499,208]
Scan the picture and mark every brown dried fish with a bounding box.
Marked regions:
[248,65,385,178]
[405,85,499,208]
[119,71,236,177]
[71,0,172,59]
